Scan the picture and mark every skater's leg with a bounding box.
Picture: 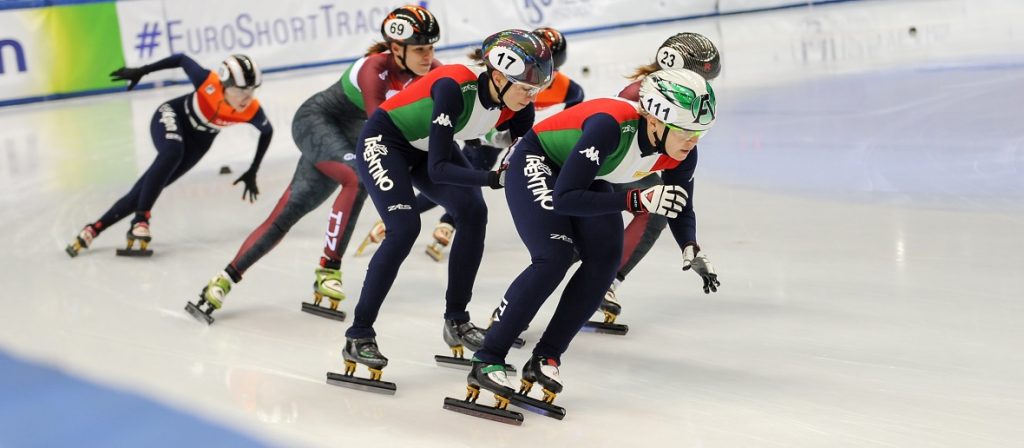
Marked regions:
[476,149,575,365]
[316,160,367,261]
[411,156,488,323]
[228,154,337,277]
[535,208,623,361]
[345,130,421,339]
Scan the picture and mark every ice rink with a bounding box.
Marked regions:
[2,1,1023,447]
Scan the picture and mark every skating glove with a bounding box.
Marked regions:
[487,161,508,190]
[233,169,259,203]
[627,185,687,218]
[682,244,720,294]
[109,67,147,91]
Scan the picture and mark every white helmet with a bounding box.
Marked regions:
[638,68,716,133]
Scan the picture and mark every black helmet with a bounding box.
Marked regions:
[380,5,440,46]
[656,32,721,80]
[532,27,566,70]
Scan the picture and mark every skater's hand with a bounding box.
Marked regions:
[682,244,719,294]
[233,170,259,203]
[487,162,508,190]
[109,67,146,91]
[627,185,687,218]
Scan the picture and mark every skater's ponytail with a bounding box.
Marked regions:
[366,42,390,56]
[627,61,660,81]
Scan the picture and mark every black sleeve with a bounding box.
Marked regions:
[660,148,699,247]
[551,113,630,216]
[496,103,535,141]
[247,107,274,172]
[563,79,585,109]
[140,53,209,88]
[426,78,490,186]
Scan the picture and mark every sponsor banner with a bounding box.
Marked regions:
[115,0,404,85]
[0,2,124,104]
[434,0,717,45]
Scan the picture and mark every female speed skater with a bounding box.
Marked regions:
[357,26,586,263]
[445,68,717,422]
[185,5,443,325]
[65,53,271,258]
[593,32,723,329]
[327,29,553,392]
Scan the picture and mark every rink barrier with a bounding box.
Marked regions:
[0,0,861,108]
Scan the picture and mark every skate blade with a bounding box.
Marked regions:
[185,302,214,325]
[116,248,154,257]
[510,393,566,420]
[65,245,79,258]
[300,302,347,322]
[433,355,517,375]
[443,397,524,425]
[326,372,396,395]
[425,245,445,262]
[581,321,629,335]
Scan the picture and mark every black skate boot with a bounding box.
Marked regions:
[116,219,153,257]
[486,305,526,348]
[511,355,567,419]
[443,358,524,425]
[582,283,628,335]
[435,319,516,374]
[326,337,396,394]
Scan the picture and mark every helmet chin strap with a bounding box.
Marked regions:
[490,72,513,108]
[395,44,416,77]
[651,120,671,154]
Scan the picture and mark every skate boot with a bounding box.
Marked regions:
[65,224,98,258]
[487,305,526,348]
[353,220,386,257]
[186,272,232,325]
[511,355,567,419]
[301,265,347,321]
[425,222,455,262]
[435,319,515,373]
[443,358,524,425]
[582,281,629,335]
[116,220,153,257]
[326,337,396,394]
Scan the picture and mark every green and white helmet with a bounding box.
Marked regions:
[638,68,716,133]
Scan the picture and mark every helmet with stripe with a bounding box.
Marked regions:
[656,32,721,80]
[481,29,553,87]
[532,27,567,70]
[381,5,440,46]
[639,68,716,132]
[218,54,262,89]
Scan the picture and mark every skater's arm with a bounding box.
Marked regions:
[143,54,207,87]
[110,54,208,90]
[426,78,491,187]
[247,108,274,173]
[563,79,585,109]
[617,80,641,102]
[660,149,699,247]
[358,55,391,117]
[551,113,628,216]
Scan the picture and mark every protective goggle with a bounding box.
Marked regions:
[664,123,708,139]
[513,80,549,97]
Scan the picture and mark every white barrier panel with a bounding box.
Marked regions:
[717,0,1024,88]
